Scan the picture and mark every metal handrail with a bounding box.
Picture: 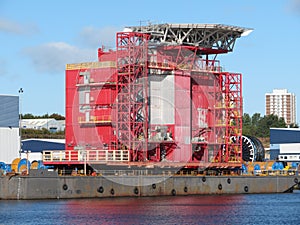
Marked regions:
[42,149,130,162]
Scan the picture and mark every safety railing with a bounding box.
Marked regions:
[78,115,112,125]
[147,58,222,73]
[42,149,130,163]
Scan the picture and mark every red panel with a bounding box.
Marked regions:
[66,69,80,150]
[65,53,117,151]
[64,32,243,167]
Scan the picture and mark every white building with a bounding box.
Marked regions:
[265,89,296,125]
[0,95,20,164]
[21,118,65,132]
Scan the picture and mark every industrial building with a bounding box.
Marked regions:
[46,23,254,171]
[270,128,300,162]
[21,139,65,162]
[0,95,20,163]
[21,118,65,132]
[265,89,296,126]
[0,94,65,164]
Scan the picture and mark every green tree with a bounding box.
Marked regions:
[21,113,65,120]
[251,113,261,126]
[41,113,49,118]
[49,113,65,120]
[22,113,35,119]
[242,113,252,136]
[263,114,286,137]
[242,113,288,138]
[21,128,64,139]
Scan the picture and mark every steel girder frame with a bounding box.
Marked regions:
[126,24,250,53]
[207,72,242,164]
[116,32,149,161]
[210,72,226,163]
[221,72,243,163]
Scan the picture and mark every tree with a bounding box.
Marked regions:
[49,113,65,120]
[242,113,287,138]
[242,113,252,136]
[22,113,35,119]
[21,128,64,139]
[251,113,261,127]
[256,114,286,137]
[21,113,65,120]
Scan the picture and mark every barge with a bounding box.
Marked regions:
[0,168,299,200]
[2,23,298,200]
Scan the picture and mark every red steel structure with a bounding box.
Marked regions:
[60,24,251,169]
[116,32,149,161]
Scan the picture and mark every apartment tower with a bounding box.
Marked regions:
[265,89,296,125]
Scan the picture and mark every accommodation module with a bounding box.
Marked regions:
[64,24,252,169]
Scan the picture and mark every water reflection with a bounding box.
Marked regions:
[1,193,300,225]
[63,195,245,224]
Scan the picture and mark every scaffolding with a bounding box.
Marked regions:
[116,32,149,161]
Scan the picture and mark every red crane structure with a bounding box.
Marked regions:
[44,23,252,173]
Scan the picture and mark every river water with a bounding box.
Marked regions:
[1,191,300,225]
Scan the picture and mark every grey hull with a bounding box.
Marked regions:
[0,171,298,200]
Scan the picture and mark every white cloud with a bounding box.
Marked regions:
[79,26,119,48]
[20,26,120,74]
[0,18,38,35]
[22,42,96,74]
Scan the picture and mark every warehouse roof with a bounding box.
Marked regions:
[22,139,65,153]
[22,118,55,126]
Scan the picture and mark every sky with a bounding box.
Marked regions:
[0,0,300,123]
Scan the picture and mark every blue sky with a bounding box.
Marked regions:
[1,0,300,123]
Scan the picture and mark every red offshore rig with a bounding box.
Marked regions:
[44,23,253,173]
[3,23,299,200]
